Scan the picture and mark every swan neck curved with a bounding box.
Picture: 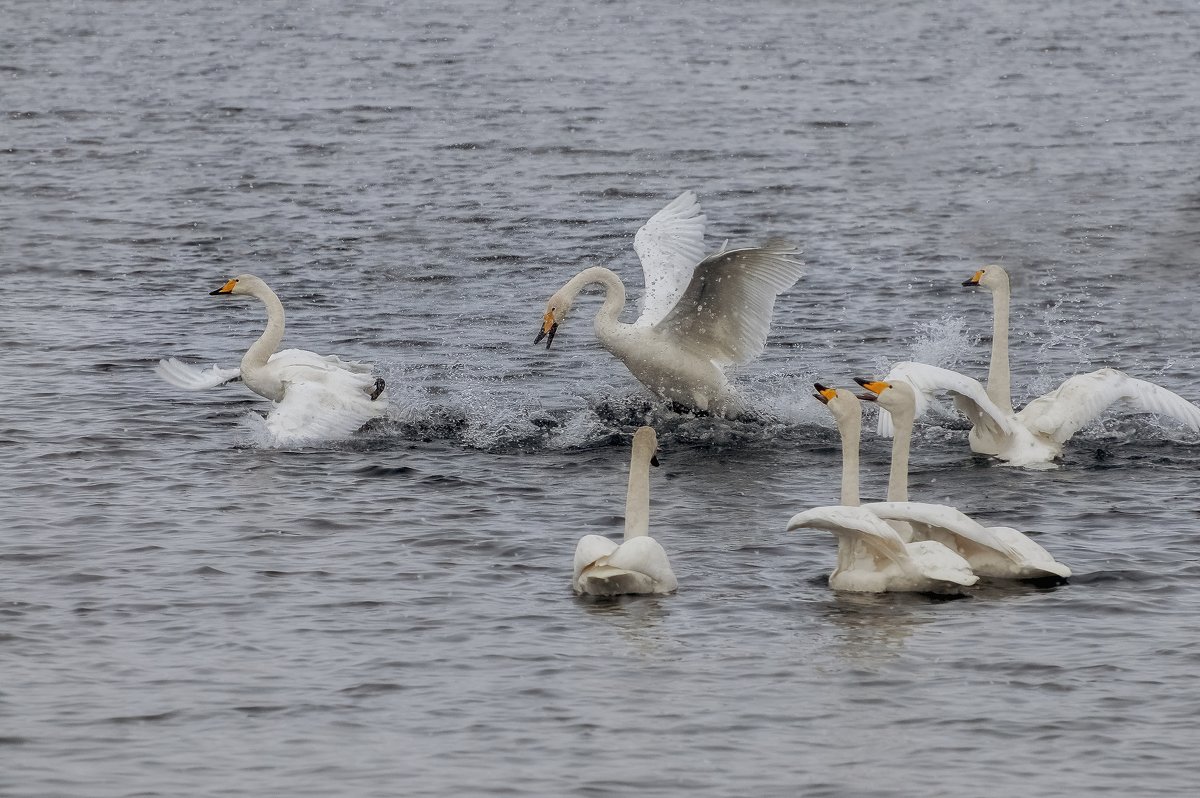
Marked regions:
[563,266,627,335]
[887,405,914,503]
[623,442,652,539]
[987,276,1013,415]
[242,282,285,371]
[837,408,862,507]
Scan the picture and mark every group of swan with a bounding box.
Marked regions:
[151,194,1195,596]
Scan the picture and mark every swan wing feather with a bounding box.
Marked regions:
[876,361,1013,438]
[268,348,375,375]
[654,240,804,366]
[787,505,910,565]
[155,358,241,390]
[863,501,1025,563]
[572,534,620,583]
[633,191,708,327]
[1020,368,1200,443]
[605,536,678,591]
[262,379,382,446]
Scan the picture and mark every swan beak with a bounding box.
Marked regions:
[651,454,660,467]
[813,383,837,404]
[962,270,984,287]
[853,377,888,400]
[210,279,237,295]
[534,310,558,349]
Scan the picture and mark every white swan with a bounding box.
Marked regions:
[785,385,978,593]
[856,378,1071,580]
[156,274,388,446]
[573,427,678,596]
[536,191,804,416]
[874,265,1200,466]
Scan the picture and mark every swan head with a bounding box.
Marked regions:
[962,265,1008,292]
[853,377,916,415]
[632,425,660,467]
[813,383,862,425]
[534,292,572,349]
[210,274,267,297]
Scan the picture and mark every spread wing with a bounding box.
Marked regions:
[653,240,804,366]
[862,501,1024,563]
[786,505,910,566]
[875,361,1013,439]
[1019,367,1200,443]
[155,358,241,390]
[262,379,382,446]
[633,191,708,327]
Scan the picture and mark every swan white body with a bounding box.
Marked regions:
[537,191,804,416]
[859,378,1070,580]
[156,274,387,446]
[874,266,1200,466]
[786,387,977,593]
[572,427,678,596]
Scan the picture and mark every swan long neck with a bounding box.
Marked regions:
[562,266,627,335]
[623,442,652,540]
[987,274,1013,415]
[242,282,285,371]
[836,406,862,507]
[886,403,914,503]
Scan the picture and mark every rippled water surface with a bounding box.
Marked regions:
[5,1,1200,795]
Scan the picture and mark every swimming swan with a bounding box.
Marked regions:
[573,427,678,596]
[535,191,804,416]
[156,274,387,446]
[856,378,1071,580]
[785,385,977,593]
[874,265,1200,466]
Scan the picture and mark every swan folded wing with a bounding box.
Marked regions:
[572,534,620,582]
[1020,368,1200,443]
[655,240,804,366]
[633,191,708,327]
[155,358,241,390]
[262,379,381,446]
[877,361,1012,439]
[862,501,1024,564]
[604,536,678,591]
[786,506,910,567]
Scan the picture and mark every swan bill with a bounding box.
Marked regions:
[814,383,837,404]
[853,377,890,397]
[534,309,559,349]
[962,270,984,287]
[210,279,238,295]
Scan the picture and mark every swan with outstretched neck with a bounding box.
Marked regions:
[856,378,1071,580]
[785,385,978,593]
[156,274,387,446]
[572,426,678,596]
[535,191,804,416]
[874,265,1200,466]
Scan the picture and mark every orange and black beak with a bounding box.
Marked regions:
[813,382,837,404]
[962,269,984,287]
[651,453,660,467]
[210,278,237,296]
[534,309,558,349]
[853,376,888,402]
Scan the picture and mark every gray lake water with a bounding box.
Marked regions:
[4,1,1200,795]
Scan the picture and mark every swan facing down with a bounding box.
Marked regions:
[786,385,977,593]
[874,265,1200,466]
[573,427,678,596]
[536,191,804,416]
[856,378,1071,580]
[156,274,387,446]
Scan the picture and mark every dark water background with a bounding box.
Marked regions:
[4,1,1200,795]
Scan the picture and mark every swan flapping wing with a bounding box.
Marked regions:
[262,379,383,446]
[268,348,375,376]
[155,358,241,390]
[654,240,804,366]
[633,191,708,327]
[875,361,1013,438]
[1019,367,1200,444]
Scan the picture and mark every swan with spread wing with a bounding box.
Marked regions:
[874,265,1200,466]
[535,191,804,416]
[156,274,387,446]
